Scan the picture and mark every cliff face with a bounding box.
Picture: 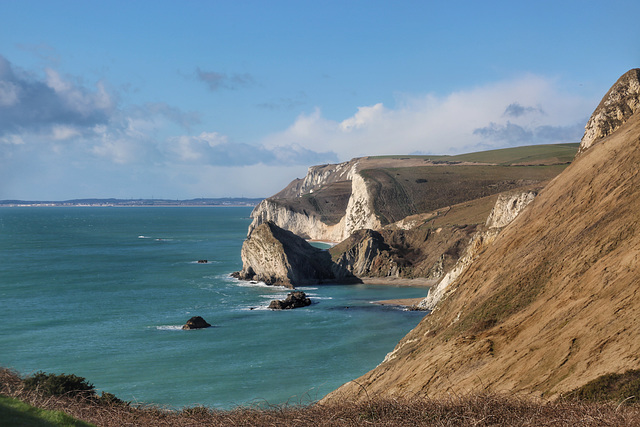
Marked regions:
[248,197,348,242]
[271,160,357,199]
[234,221,357,288]
[248,168,381,242]
[578,68,640,154]
[248,160,363,241]
[324,70,640,402]
[341,172,382,238]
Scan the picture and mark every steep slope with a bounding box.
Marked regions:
[416,189,539,310]
[324,69,640,402]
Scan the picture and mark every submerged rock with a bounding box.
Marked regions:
[268,291,312,310]
[182,316,211,330]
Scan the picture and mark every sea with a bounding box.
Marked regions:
[0,207,428,409]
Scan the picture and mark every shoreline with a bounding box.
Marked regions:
[360,277,435,287]
[372,297,426,308]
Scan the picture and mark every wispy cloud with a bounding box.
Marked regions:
[256,92,307,110]
[196,67,254,91]
[163,132,337,166]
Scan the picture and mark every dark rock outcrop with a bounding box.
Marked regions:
[182,316,211,330]
[268,291,312,310]
[329,225,476,281]
[233,221,359,288]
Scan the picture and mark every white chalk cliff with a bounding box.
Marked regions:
[249,161,381,242]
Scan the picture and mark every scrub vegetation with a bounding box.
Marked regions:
[3,367,640,426]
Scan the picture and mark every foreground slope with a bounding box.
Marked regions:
[325,69,640,401]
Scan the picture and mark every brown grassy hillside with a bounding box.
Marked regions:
[325,77,640,403]
[361,164,566,225]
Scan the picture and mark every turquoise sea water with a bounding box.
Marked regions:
[0,207,427,409]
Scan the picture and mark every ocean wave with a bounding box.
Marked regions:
[260,293,290,300]
[155,325,183,331]
[137,235,174,241]
[239,305,271,311]
[234,280,289,290]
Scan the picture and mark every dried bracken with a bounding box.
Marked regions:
[3,368,640,426]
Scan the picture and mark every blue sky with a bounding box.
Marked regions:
[1,0,638,200]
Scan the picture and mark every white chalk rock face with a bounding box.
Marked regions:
[579,68,640,154]
[248,162,381,242]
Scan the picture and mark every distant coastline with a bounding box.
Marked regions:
[0,197,263,207]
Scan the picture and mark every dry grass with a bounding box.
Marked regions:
[3,368,640,426]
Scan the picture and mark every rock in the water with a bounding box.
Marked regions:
[182,316,211,330]
[269,291,312,310]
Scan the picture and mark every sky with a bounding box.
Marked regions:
[1,0,639,200]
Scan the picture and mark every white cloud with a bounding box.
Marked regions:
[262,74,594,160]
[340,103,385,131]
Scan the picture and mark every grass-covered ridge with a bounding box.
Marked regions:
[3,367,640,426]
[371,143,579,165]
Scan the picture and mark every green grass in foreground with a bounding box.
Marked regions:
[0,395,94,427]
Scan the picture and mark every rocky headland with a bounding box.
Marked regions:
[235,144,576,288]
[322,68,640,402]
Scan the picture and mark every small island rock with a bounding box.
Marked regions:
[269,291,312,310]
[182,316,212,330]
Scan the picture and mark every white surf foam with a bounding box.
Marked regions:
[155,325,183,331]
